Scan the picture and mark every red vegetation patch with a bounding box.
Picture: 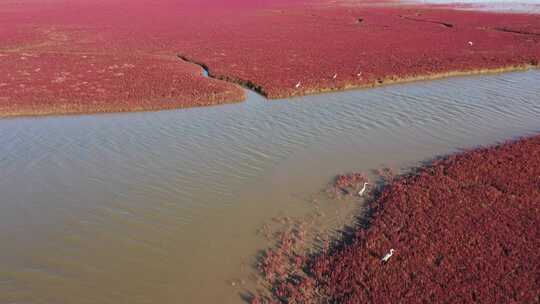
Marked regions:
[1,0,540,116]
[0,52,243,116]
[177,3,540,98]
[257,135,540,303]
[327,172,369,199]
[255,217,324,304]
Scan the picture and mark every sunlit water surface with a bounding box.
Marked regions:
[408,0,540,13]
[1,70,539,303]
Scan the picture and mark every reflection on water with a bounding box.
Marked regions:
[0,70,539,303]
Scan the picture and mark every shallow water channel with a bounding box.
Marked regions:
[0,70,539,303]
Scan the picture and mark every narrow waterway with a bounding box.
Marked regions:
[0,70,539,303]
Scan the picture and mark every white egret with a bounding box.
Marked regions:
[332,73,337,79]
[468,41,473,46]
[295,81,301,88]
[358,182,369,196]
[381,248,395,263]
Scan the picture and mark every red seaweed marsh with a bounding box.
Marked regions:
[1,0,540,116]
[254,135,540,303]
[1,0,540,303]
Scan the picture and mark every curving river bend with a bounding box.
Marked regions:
[0,70,539,303]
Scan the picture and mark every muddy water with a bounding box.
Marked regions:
[0,70,539,303]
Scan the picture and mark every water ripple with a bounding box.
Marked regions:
[0,70,539,303]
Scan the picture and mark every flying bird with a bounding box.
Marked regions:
[358,182,369,196]
[381,248,395,263]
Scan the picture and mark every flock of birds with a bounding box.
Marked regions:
[293,40,475,92]
[293,39,474,91]
[294,71,363,89]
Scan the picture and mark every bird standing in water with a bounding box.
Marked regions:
[358,182,369,196]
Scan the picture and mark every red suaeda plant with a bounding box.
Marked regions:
[257,135,540,303]
[255,216,329,303]
[177,4,540,99]
[1,0,539,116]
[327,172,369,199]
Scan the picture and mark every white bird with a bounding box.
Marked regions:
[358,182,369,196]
[295,81,301,88]
[468,41,473,46]
[381,248,395,263]
[332,73,338,79]
[357,72,363,77]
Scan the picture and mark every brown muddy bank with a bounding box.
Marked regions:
[255,135,540,303]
